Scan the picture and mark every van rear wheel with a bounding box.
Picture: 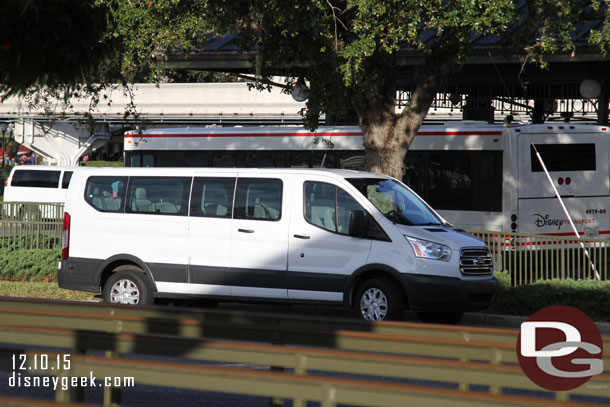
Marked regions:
[103,267,153,305]
[354,278,404,321]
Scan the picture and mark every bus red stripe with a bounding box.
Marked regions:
[125,130,503,138]
[125,132,362,138]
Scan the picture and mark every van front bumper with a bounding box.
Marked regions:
[403,274,498,313]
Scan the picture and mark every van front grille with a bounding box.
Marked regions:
[460,248,493,276]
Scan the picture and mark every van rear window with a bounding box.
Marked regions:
[11,170,61,188]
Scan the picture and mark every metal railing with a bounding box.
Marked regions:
[0,297,608,407]
[0,202,64,250]
[469,230,610,285]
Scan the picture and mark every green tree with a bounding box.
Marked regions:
[2,1,610,177]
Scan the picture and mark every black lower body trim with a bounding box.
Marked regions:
[404,274,498,312]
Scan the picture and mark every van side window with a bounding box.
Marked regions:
[127,177,191,216]
[190,177,235,218]
[234,178,282,221]
[304,181,336,232]
[85,176,127,212]
[304,181,368,236]
[61,171,73,189]
[11,170,60,188]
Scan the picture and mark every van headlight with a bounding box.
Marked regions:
[405,236,452,261]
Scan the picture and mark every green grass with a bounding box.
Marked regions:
[0,280,97,301]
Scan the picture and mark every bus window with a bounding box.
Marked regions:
[129,153,155,167]
[402,152,424,195]
[312,152,336,168]
[530,143,596,172]
[427,152,472,211]
[212,152,246,167]
[290,153,310,168]
[339,152,364,170]
[249,152,287,167]
[185,151,211,167]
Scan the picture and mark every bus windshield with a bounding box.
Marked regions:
[347,178,444,226]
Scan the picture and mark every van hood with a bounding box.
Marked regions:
[394,224,487,250]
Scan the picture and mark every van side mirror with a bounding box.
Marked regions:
[349,210,370,237]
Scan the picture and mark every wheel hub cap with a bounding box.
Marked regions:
[360,288,388,321]
[110,279,140,304]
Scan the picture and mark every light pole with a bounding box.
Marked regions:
[0,122,8,168]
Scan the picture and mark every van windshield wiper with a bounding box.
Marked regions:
[385,210,413,225]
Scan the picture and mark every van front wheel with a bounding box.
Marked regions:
[103,268,153,305]
[354,278,404,321]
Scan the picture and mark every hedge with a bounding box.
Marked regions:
[487,271,610,322]
[0,248,60,282]
[80,161,123,167]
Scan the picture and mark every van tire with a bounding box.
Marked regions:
[103,267,153,305]
[354,278,404,321]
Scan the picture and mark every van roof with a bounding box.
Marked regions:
[10,165,80,171]
[72,166,393,180]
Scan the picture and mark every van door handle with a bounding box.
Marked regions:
[293,234,310,239]
[238,228,254,234]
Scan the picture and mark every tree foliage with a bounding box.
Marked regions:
[1,1,610,177]
[0,0,111,96]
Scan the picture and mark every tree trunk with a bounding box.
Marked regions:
[358,68,440,179]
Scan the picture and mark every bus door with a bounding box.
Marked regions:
[516,131,610,237]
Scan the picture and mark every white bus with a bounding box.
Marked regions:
[124,123,610,238]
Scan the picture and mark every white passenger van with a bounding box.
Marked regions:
[3,166,77,219]
[58,167,497,321]
[4,166,76,204]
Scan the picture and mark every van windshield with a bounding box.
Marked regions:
[347,178,444,226]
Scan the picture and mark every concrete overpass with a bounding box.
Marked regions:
[0,82,599,166]
[0,82,308,165]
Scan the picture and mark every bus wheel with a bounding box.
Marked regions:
[103,267,153,305]
[354,278,405,321]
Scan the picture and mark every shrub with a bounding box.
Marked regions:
[487,271,610,322]
[0,248,60,282]
[80,161,123,167]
